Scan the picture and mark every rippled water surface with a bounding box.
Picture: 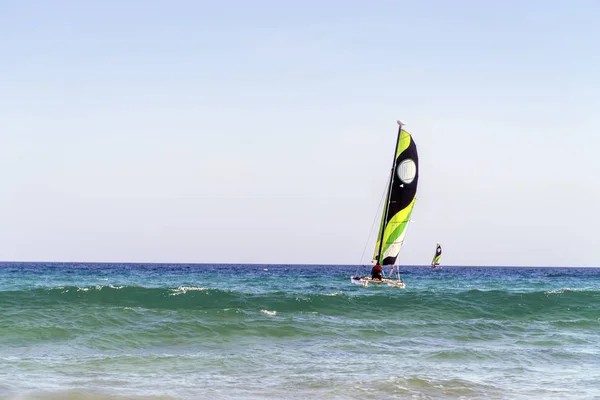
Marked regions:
[1,263,599,399]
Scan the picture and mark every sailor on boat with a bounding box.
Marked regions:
[371,264,383,280]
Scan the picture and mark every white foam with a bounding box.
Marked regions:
[170,286,208,296]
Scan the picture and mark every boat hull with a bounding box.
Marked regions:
[350,276,405,288]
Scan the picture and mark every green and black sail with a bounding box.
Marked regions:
[373,123,419,266]
[431,243,442,266]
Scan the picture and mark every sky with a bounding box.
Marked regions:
[1,0,599,266]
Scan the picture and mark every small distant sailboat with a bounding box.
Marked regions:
[351,120,419,288]
[431,243,442,269]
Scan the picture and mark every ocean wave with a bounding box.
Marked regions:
[1,286,600,321]
[2,390,175,400]
[169,286,208,296]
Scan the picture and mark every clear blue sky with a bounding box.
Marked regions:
[1,0,599,266]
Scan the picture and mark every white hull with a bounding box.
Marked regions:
[350,276,405,288]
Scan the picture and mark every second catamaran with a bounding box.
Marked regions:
[351,120,419,288]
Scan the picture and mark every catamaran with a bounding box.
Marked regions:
[431,242,442,268]
[351,120,419,288]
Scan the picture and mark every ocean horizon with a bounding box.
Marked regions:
[1,263,599,399]
[2,261,598,267]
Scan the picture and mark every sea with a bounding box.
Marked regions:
[1,263,599,400]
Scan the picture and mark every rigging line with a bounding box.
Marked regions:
[357,171,391,270]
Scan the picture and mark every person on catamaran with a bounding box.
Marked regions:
[371,264,383,280]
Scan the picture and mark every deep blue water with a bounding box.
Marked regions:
[1,263,599,399]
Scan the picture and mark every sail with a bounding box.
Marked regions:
[373,184,389,258]
[373,128,419,265]
[431,243,442,266]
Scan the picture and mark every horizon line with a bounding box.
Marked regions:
[0,261,598,268]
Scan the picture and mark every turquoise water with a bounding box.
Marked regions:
[1,263,599,399]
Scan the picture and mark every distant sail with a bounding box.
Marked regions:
[373,128,419,265]
[431,243,442,267]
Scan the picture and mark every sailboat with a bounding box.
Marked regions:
[351,120,419,288]
[431,243,442,268]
